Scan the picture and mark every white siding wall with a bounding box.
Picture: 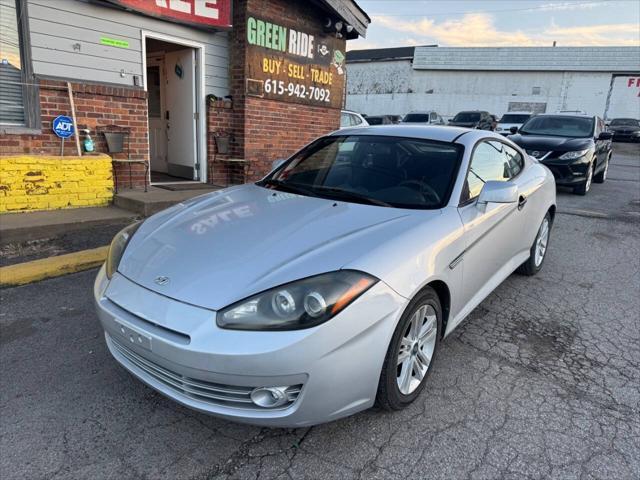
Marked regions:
[346,62,640,120]
[26,0,229,96]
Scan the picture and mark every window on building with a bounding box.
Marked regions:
[0,0,38,129]
[532,86,541,95]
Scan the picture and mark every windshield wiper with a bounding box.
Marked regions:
[313,186,394,207]
[259,179,319,197]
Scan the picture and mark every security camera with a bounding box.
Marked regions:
[345,24,354,33]
[335,21,343,31]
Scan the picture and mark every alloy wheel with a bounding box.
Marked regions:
[396,304,437,395]
[534,217,550,267]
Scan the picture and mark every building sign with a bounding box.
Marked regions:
[104,0,232,29]
[245,16,345,109]
[52,115,74,138]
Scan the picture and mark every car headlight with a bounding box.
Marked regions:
[217,270,378,331]
[105,221,142,279]
[558,149,591,160]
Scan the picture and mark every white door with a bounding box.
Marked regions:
[165,48,197,180]
[147,59,168,173]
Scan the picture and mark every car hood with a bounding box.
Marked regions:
[509,133,593,152]
[118,184,427,310]
[448,121,477,128]
[496,122,523,130]
[609,125,640,132]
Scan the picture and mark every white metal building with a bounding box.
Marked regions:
[346,46,640,120]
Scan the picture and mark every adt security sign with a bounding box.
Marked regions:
[52,115,74,138]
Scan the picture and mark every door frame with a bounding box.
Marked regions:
[146,56,167,174]
[141,31,206,184]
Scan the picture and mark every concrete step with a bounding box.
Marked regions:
[113,185,221,217]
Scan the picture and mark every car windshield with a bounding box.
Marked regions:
[519,115,594,138]
[452,112,480,122]
[500,114,531,123]
[260,135,463,209]
[403,114,430,123]
[610,119,639,126]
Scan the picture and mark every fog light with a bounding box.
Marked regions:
[250,386,290,408]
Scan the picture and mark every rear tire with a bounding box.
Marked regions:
[517,212,552,276]
[376,288,442,411]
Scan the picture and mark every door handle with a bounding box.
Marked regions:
[518,195,527,210]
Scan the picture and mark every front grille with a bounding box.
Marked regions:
[110,337,302,410]
[526,149,551,159]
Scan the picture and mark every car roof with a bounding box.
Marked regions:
[341,109,363,115]
[330,124,472,142]
[536,113,594,119]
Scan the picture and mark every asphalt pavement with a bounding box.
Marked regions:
[1,143,639,480]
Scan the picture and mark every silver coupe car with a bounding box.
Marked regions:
[94,125,556,427]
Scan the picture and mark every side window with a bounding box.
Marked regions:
[340,113,352,127]
[351,114,362,126]
[502,143,524,178]
[430,113,436,122]
[462,141,511,203]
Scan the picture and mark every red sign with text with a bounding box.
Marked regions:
[105,0,232,29]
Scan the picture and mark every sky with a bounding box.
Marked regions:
[348,0,640,50]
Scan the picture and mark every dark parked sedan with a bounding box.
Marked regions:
[608,118,640,142]
[509,114,612,195]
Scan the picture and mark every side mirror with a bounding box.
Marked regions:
[510,126,518,134]
[598,132,613,140]
[271,158,286,171]
[478,181,518,205]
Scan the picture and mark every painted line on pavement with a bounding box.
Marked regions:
[0,246,108,287]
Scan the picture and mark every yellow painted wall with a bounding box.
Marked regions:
[0,155,113,213]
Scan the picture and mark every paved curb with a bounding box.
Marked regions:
[0,246,109,287]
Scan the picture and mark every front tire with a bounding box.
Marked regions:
[517,212,552,276]
[593,154,610,184]
[573,161,593,195]
[376,288,442,410]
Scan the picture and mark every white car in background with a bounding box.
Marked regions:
[340,110,369,129]
[496,112,532,136]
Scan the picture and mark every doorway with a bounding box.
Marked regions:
[144,35,205,183]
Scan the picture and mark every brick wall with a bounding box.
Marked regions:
[0,80,149,187]
[207,0,343,186]
[0,154,113,212]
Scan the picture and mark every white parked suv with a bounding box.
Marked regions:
[340,110,369,128]
[496,112,532,136]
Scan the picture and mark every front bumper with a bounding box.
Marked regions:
[94,266,406,427]
[541,155,592,186]
[612,131,640,142]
